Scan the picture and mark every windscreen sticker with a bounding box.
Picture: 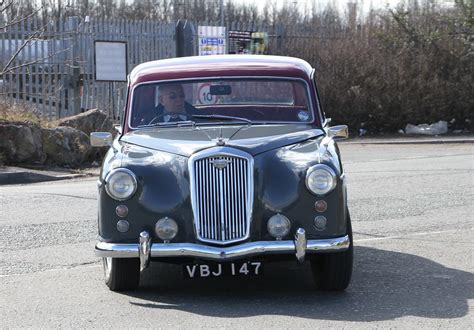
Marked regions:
[297,111,310,121]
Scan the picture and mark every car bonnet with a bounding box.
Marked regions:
[120,124,324,157]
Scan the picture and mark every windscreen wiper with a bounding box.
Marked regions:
[136,120,196,129]
[192,114,252,124]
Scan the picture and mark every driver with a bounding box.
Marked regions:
[155,84,193,123]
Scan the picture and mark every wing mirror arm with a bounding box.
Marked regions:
[323,117,332,127]
[114,125,122,134]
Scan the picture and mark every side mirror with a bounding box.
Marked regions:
[328,125,348,140]
[114,125,122,134]
[90,132,113,147]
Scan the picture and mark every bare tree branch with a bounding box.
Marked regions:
[0,0,14,13]
[0,30,44,75]
[0,46,72,76]
[0,6,42,30]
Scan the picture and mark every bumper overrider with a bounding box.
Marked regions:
[95,228,350,271]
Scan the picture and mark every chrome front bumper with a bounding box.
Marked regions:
[95,228,350,271]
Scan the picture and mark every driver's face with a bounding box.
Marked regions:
[159,85,186,113]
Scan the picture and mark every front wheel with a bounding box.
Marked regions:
[310,213,353,291]
[103,257,140,291]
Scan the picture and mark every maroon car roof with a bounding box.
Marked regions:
[129,55,314,86]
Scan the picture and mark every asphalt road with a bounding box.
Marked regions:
[1,143,473,327]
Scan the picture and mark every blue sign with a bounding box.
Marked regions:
[201,38,225,46]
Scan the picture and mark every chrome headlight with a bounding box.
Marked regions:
[305,164,337,195]
[105,168,138,201]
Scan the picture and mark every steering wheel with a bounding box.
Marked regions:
[148,114,166,125]
[149,113,193,125]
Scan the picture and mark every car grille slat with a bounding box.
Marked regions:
[210,159,217,240]
[240,159,246,237]
[229,158,235,240]
[222,158,228,240]
[191,150,252,244]
[236,159,242,238]
[204,160,210,239]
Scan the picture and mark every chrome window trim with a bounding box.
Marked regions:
[188,146,254,245]
[310,68,325,123]
[128,76,317,130]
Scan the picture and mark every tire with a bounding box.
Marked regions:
[103,257,140,291]
[310,212,353,291]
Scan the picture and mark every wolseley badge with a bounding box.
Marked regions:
[210,158,232,169]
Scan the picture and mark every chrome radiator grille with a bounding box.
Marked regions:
[190,148,253,244]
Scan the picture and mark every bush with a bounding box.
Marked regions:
[279,1,473,134]
[0,99,53,128]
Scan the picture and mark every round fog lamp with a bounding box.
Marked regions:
[155,217,178,241]
[267,214,291,239]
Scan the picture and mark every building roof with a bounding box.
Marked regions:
[129,55,314,86]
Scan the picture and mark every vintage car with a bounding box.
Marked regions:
[91,55,353,292]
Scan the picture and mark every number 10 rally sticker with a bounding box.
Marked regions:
[197,83,218,105]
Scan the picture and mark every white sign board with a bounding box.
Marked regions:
[198,26,226,56]
[94,41,127,81]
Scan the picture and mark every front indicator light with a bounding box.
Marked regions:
[314,216,327,231]
[315,200,328,212]
[115,205,129,217]
[116,220,130,233]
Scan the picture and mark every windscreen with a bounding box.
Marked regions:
[130,78,314,127]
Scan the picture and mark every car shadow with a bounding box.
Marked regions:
[123,246,473,321]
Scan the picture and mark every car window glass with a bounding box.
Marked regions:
[130,79,314,127]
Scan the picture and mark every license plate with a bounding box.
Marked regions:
[183,261,262,279]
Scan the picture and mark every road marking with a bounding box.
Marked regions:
[344,153,474,165]
[355,228,473,243]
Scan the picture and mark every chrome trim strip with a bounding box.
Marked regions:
[94,235,350,261]
[188,147,254,245]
